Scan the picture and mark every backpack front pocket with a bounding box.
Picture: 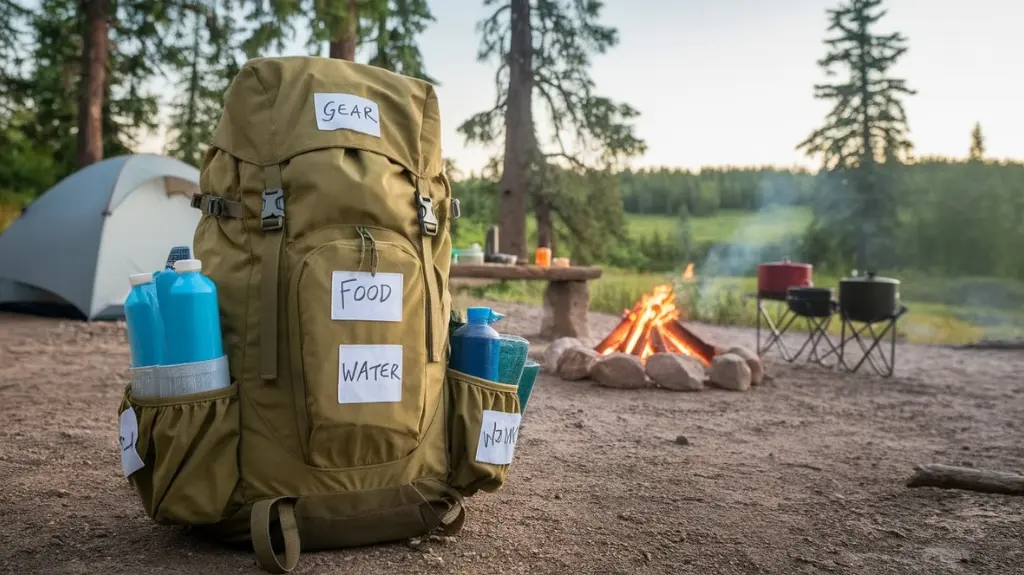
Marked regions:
[288,228,434,469]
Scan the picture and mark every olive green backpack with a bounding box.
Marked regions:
[115,56,522,573]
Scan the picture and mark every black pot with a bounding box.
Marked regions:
[838,271,900,323]
[787,286,835,318]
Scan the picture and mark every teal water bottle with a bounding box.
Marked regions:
[450,307,502,381]
[124,272,164,367]
[162,259,224,365]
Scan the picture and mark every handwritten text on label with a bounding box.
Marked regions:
[475,410,521,465]
[313,93,381,137]
[119,408,145,477]
[331,271,403,322]
[338,344,403,404]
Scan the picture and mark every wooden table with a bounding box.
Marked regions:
[449,263,603,340]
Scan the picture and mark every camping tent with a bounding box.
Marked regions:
[0,154,202,320]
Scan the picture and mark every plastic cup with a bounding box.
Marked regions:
[517,360,541,414]
[497,334,530,385]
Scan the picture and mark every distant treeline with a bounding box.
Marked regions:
[451,158,1024,280]
[620,166,817,215]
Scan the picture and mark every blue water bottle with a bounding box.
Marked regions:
[162,259,224,364]
[124,272,164,367]
[450,306,502,381]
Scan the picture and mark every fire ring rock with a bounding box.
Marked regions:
[645,353,705,391]
[558,347,601,381]
[709,353,752,391]
[543,337,583,374]
[726,346,764,385]
[592,352,649,389]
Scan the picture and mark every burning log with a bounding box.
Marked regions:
[593,284,716,366]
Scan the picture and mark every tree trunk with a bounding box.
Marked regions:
[329,0,359,60]
[535,192,556,254]
[498,0,534,260]
[76,0,110,169]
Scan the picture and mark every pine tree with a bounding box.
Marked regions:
[241,0,436,81]
[798,0,914,270]
[11,0,171,180]
[457,0,646,261]
[366,0,437,83]
[0,0,30,106]
[969,121,985,162]
[165,0,244,166]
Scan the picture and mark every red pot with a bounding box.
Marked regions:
[757,260,812,299]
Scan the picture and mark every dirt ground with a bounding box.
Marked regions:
[2,302,1024,575]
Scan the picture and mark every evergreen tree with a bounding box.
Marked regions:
[366,0,437,83]
[164,0,244,166]
[0,0,30,107]
[458,0,646,261]
[798,0,914,270]
[241,0,436,82]
[969,121,985,162]
[10,0,169,180]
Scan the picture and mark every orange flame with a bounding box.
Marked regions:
[682,263,695,281]
[593,284,714,365]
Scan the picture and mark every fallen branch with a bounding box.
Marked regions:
[906,464,1024,495]
[954,339,1024,351]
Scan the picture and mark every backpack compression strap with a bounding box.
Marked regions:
[190,165,285,381]
[251,497,300,574]
[259,165,285,380]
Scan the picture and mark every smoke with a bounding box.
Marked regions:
[696,172,809,279]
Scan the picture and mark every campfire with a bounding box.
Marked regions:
[593,283,717,366]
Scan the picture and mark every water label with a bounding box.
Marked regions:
[119,408,145,477]
[338,344,403,404]
[314,93,381,137]
[475,410,521,465]
[331,271,403,322]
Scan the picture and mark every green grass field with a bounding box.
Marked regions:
[626,206,812,245]
[454,206,812,252]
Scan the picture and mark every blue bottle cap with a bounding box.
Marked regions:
[466,307,505,324]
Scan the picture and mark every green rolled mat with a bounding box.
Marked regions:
[517,360,541,414]
[497,333,530,385]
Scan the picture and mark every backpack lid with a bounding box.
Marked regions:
[212,56,444,179]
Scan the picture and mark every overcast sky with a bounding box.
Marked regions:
[142,0,1024,173]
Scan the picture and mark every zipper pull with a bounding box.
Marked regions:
[357,227,379,276]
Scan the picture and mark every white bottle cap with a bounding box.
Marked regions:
[173,259,203,273]
[129,272,154,287]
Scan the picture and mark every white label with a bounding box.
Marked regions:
[331,271,403,322]
[119,408,145,477]
[338,344,403,404]
[314,93,382,137]
[474,410,522,465]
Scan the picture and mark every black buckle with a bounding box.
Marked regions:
[206,196,224,217]
[191,193,223,217]
[451,198,461,219]
[261,188,285,231]
[415,192,438,236]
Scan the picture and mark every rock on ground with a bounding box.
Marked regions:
[591,352,649,389]
[709,353,752,391]
[645,353,705,391]
[727,346,764,385]
[558,347,600,381]
[543,337,583,373]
